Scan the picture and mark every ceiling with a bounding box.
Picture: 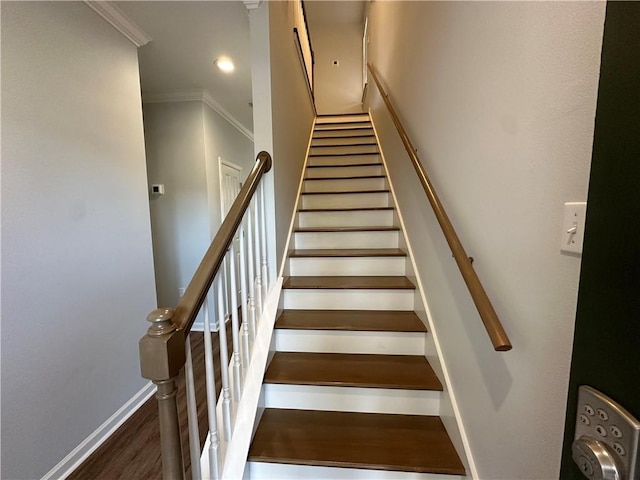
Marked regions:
[114,1,254,131]
[112,1,367,134]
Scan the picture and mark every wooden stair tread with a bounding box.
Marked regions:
[304,175,385,181]
[295,226,399,233]
[311,142,378,148]
[283,276,415,290]
[289,248,406,258]
[309,152,378,157]
[313,134,375,139]
[265,352,441,390]
[276,309,426,332]
[317,112,368,116]
[314,126,373,132]
[300,189,389,195]
[298,206,393,212]
[315,121,372,126]
[306,162,381,169]
[249,409,464,475]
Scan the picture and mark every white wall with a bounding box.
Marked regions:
[248,1,315,275]
[1,2,157,478]
[312,23,364,114]
[143,101,254,312]
[366,2,605,479]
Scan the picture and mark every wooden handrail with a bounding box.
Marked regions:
[174,151,272,335]
[139,151,272,479]
[293,27,317,116]
[367,64,512,352]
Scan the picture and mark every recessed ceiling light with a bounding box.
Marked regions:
[215,57,235,73]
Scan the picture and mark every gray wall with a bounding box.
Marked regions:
[1,2,157,478]
[366,2,605,479]
[143,101,254,312]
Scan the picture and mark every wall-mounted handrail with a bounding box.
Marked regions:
[139,151,272,480]
[293,27,317,117]
[367,64,512,352]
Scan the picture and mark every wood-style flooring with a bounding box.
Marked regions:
[68,322,232,480]
[275,309,426,332]
[265,352,443,390]
[283,275,415,290]
[249,408,466,475]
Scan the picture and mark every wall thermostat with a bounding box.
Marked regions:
[151,184,165,195]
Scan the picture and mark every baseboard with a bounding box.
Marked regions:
[41,382,156,480]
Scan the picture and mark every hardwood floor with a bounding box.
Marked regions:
[283,275,416,290]
[68,322,233,480]
[275,309,426,332]
[265,352,443,390]
[249,409,466,475]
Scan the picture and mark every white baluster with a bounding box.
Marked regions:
[253,198,263,318]
[202,301,220,480]
[239,222,250,365]
[246,207,257,341]
[229,242,243,398]
[184,336,202,480]
[216,276,233,441]
[260,183,269,300]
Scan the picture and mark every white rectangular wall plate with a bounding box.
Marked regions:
[562,201,587,254]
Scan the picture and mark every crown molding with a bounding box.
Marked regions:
[243,1,263,11]
[84,1,152,47]
[143,90,254,141]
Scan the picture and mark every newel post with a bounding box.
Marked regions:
[139,308,186,480]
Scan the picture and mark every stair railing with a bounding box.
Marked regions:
[367,64,512,352]
[139,151,273,479]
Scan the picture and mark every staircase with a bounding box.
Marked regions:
[247,113,466,479]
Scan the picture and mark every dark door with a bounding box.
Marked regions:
[560,2,640,478]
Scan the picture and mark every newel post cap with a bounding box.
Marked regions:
[139,308,185,381]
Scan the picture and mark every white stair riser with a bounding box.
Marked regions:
[306,164,382,178]
[303,177,386,193]
[308,154,380,166]
[312,136,376,146]
[288,257,405,276]
[248,462,464,480]
[274,329,423,355]
[300,192,390,209]
[297,210,394,228]
[315,115,370,124]
[283,289,414,310]
[294,231,399,249]
[263,384,439,416]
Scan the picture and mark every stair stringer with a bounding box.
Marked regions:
[370,115,479,480]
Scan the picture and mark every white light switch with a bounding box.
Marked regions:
[561,202,587,254]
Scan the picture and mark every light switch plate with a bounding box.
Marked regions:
[562,202,587,254]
